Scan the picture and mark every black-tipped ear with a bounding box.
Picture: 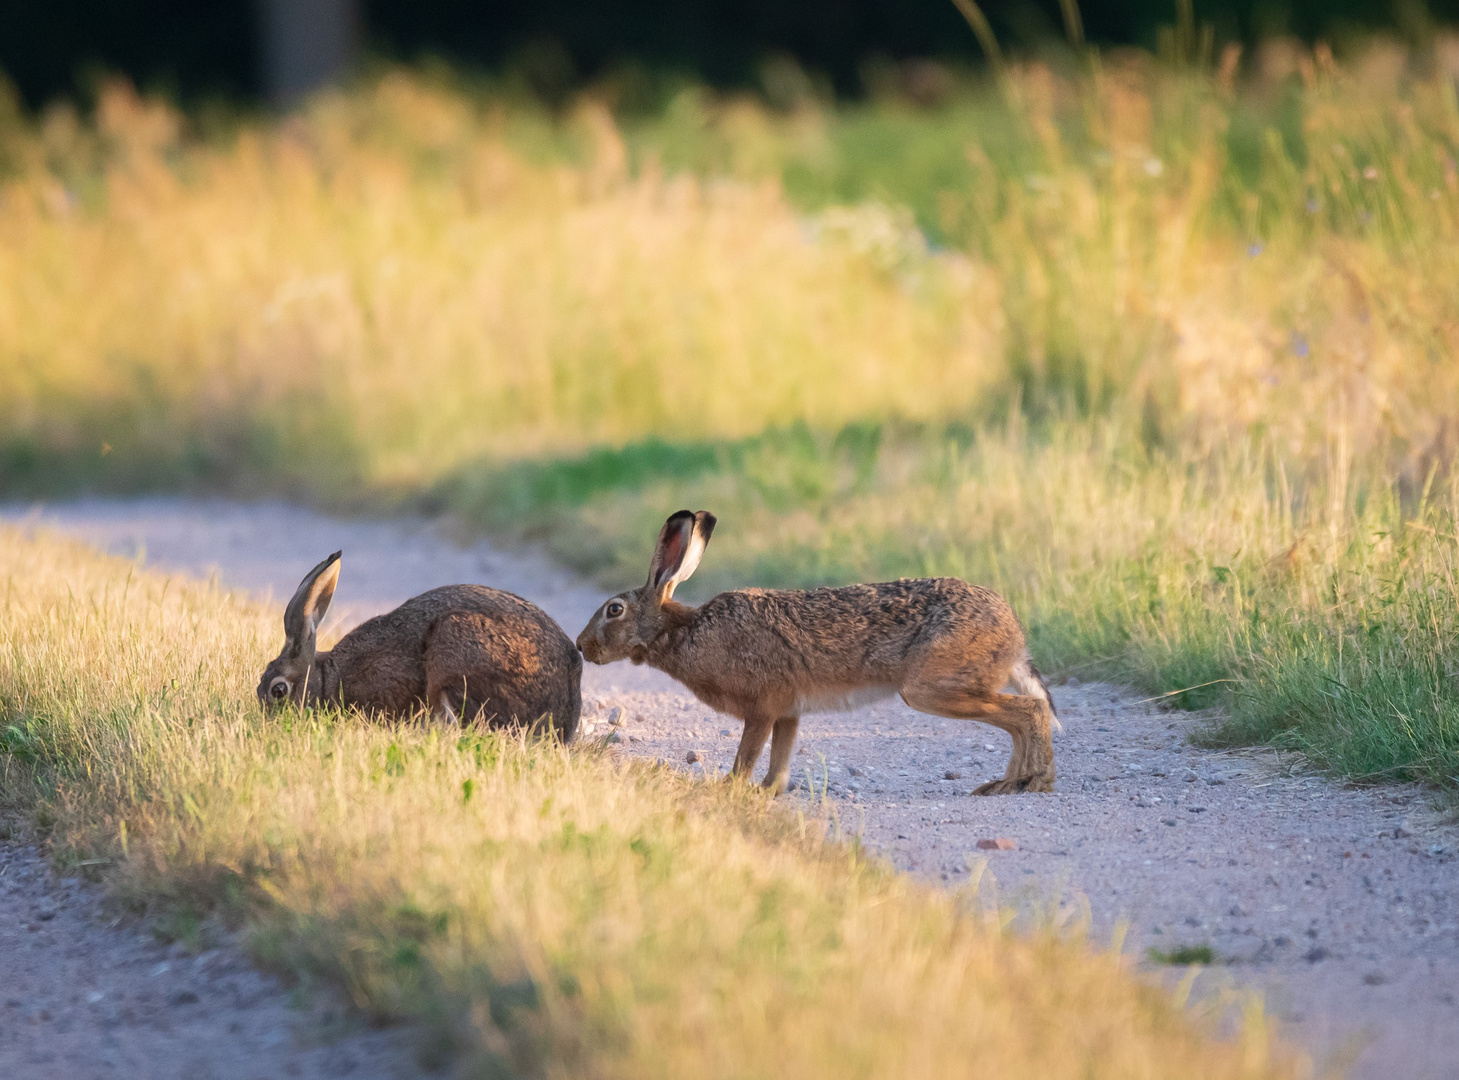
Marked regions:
[647,511,715,599]
[283,551,341,652]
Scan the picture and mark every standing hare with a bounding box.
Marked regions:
[258,552,581,739]
[577,511,1057,794]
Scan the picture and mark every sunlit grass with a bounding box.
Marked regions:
[0,529,1301,1077]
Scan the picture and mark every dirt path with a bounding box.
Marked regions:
[5,497,1458,1080]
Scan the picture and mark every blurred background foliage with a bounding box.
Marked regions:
[4,0,1459,107]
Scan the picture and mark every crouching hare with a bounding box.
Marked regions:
[577,511,1057,794]
[258,552,581,739]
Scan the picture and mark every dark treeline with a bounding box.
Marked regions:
[4,0,1457,107]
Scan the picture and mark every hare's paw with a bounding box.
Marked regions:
[1024,769,1055,793]
[974,770,1054,796]
[973,776,1030,796]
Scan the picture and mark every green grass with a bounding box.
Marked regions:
[1149,945,1218,966]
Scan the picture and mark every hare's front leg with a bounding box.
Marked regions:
[761,716,801,794]
[730,715,775,783]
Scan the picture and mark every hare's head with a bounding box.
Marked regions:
[257,551,341,707]
[577,510,715,665]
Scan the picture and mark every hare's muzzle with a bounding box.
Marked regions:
[575,627,601,664]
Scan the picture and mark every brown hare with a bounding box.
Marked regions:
[577,511,1057,794]
[258,552,581,739]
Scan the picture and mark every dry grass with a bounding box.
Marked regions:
[0,528,1301,1077]
[0,75,996,494]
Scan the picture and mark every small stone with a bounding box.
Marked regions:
[685,750,700,764]
[1303,946,1329,963]
[976,837,1018,851]
[35,909,56,922]
[719,729,733,737]
[1187,806,1207,813]
[169,989,200,1006]
[1163,819,1178,827]
[608,707,625,727]
[848,766,865,777]
[1066,676,1080,687]
[982,743,995,752]
[944,770,962,781]
[1363,972,1387,986]
[604,731,622,745]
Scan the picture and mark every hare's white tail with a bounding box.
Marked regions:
[1011,654,1063,732]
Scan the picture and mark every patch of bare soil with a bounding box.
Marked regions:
[5,497,1458,1080]
[0,841,419,1080]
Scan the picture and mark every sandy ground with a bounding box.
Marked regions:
[3,496,1458,1080]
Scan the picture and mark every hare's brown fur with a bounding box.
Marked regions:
[259,553,580,739]
[577,512,1056,794]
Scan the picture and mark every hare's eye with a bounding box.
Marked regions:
[606,601,625,619]
[269,677,290,699]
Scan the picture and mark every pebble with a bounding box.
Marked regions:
[944,770,962,780]
[608,707,625,727]
[685,750,700,764]
[976,838,1018,851]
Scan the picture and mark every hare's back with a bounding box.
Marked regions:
[734,577,1015,631]
[330,584,581,725]
[695,577,1021,680]
[334,584,578,670]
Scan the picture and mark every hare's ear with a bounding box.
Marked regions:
[647,511,716,600]
[283,551,341,654]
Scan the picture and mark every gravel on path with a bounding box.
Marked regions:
[4,496,1458,1080]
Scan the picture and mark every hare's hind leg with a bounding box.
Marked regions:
[761,716,801,794]
[901,683,1054,795]
[972,695,1054,794]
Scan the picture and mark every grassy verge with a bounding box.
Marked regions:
[0,529,1298,1077]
